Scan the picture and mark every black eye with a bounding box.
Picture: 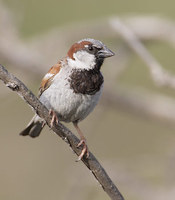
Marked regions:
[88,45,94,51]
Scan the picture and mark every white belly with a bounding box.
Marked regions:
[39,68,103,123]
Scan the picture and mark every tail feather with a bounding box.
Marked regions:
[19,115,45,138]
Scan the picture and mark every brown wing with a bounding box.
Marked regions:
[38,62,62,97]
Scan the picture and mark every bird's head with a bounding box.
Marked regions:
[67,38,115,71]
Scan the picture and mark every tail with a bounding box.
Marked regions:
[19,115,45,138]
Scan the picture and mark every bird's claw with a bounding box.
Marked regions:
[49,109,59,127]
[76,139,89,161]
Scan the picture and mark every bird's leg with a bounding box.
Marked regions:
[49,109,59,127]
[73,122,89,161]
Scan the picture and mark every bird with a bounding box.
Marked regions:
[19,38,115,161]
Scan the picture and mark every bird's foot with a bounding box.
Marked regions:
[49,109,59,127]
[76,139,89,161]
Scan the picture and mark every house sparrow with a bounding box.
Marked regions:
[20,38,114,161]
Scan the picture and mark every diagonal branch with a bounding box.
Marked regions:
[0,64,124,200]
[110,18,175,89]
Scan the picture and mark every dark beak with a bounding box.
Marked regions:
[98,46,115,58]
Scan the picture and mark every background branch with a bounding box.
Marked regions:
[110,18,175,88]
[0,64,124,200]
[103,86,175,124]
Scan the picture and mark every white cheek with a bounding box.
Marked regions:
[68,51,96,70]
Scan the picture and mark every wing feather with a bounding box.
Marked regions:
[38,62,61,97]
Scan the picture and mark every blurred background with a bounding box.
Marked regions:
[1,0,175,200]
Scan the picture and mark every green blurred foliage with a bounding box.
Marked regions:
[1,0,175,200]
[4,0,175,36]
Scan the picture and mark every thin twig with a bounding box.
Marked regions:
[110,18,175,89]
[0,64,124,200]
[103,86,175,124]
[125,16,175,47]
